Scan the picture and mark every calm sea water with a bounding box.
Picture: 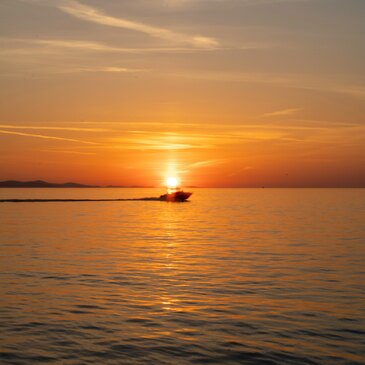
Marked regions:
[0,188,364,365]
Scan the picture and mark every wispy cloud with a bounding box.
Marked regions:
[142,0,308,8]
[262,108,302,118]
[0,124,107,132]
[108,138,213,151]
[76,66,147,73]
[240,0,308,4]
[0,130,97,144]
[189,159,227,168]
[98,128,290,152]
[0,38,219,55]
[56,0,218,48]
[28,39,121,52]
[169,71,365,100]
[42,149,97,155]
[0,38,150,76]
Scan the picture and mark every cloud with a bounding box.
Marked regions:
[108,137,213,151]
[0,124,107,132]
[0,39,149,75]
[98,127,291,152]
[57,0,218,48]
[78,66,147,73]
[31,39,121,52]
[240,0,308,3]
[0,38,150,76]
[261,108,302,118]
[189,159,227,168]
[42,149,97,155]
[0,38,218,55]
[138,0,308,8]
[0,130,97,144]
[169,71,365,100]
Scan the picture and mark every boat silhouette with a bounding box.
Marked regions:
[159,186,192,202]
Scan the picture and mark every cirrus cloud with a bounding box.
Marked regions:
[57,0,218,48]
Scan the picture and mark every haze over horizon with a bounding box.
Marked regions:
[1,0,364,187]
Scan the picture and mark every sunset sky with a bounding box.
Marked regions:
[0,0,364,187]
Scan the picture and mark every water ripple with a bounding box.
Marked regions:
[1,188,365,364]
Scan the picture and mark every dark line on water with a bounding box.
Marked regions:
[0,198,166,203]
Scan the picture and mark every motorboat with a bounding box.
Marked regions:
[160,188,192,202]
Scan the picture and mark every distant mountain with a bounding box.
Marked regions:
[0,180,97,188]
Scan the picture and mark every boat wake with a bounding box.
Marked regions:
[0,197,189,203]
[0,190,192,203]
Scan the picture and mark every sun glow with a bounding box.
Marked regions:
[166,177,179,188]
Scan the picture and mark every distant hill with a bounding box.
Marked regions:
[0,180,158,188]
[0,180,97,188]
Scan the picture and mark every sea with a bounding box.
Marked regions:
[0,188,364,365]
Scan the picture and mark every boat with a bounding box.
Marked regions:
[160,189,192,202]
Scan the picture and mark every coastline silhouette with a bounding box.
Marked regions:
[0,180,152,188]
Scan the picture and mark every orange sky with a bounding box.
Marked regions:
[0,0,364,187]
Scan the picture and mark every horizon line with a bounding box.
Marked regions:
[0,180,364,189]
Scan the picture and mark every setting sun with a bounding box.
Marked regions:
[166,177,179,188]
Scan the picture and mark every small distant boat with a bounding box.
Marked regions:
[160,189,192,202]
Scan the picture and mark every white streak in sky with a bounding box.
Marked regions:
[57,0,218,48]
[0,130,98,144]
[189,159,227,168]
[262,108,302,118]
[0,124,108,132]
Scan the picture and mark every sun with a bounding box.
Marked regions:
[166,177,179,188]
